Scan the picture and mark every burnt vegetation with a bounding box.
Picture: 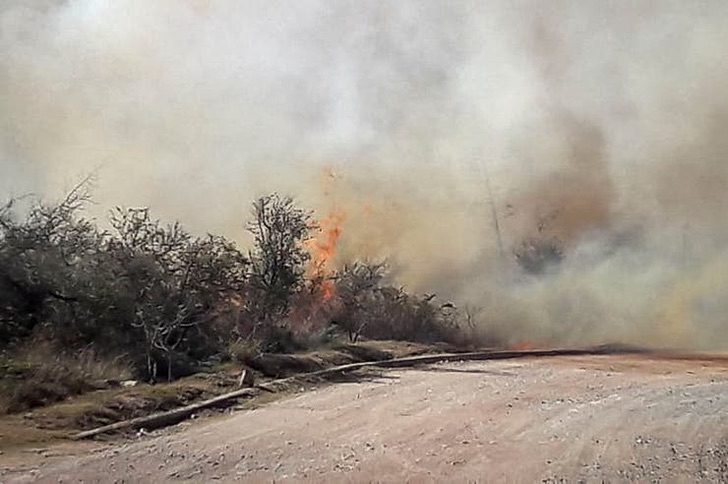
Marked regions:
[513,212,565,275]
[0,183,466,412]
[514,236,564,275]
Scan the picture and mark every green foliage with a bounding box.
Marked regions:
[0,179,103,343]
[107,207,249,381]
[0,181,468,395]
[242,193,315,343]
[0,181,248,381]
[331,261,460,343]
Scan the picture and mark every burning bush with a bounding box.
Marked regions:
[0,180,472,398]
[237,193,316,351]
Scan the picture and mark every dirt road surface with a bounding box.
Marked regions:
[4,354,728,483]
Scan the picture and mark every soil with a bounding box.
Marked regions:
[0,341,441,452]
[3,353,728,483]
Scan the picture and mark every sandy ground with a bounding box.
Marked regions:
[4,353,728,483]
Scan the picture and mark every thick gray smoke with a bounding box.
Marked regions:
[3,1,728,349]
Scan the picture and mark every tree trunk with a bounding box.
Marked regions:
[167,352,173,383]
[150,358,158,384]
[146,352,154,384]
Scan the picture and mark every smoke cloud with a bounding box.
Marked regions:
[3,1,728,349]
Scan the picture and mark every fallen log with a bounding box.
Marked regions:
[72,345,646,440]
[71,387,259,440]
[258,346,648,389]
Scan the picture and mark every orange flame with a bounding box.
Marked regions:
[311,210,345,269]
[308,209,346,300]
[321,280,336,301]
[304,165,347,301]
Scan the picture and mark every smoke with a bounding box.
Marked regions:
[3,1,728,349]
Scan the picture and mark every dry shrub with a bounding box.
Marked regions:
[0,343,132,414]
[331,261,462,344]
[228,339,262,366]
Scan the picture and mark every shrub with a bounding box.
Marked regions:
[331,261,461,344]
[228,339,262,366]
[0,181,471,400]
[0,344,132,414]
[107,207,249,382]
[0,182,249,382]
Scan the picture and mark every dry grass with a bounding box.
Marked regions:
[0,340,445,451]
[0,344,133,414]
[228,338,263,366]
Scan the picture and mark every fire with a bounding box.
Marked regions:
[321,279,336,301]
[311,210,345,270]
[308,209,346,300]
[304,165,347,301]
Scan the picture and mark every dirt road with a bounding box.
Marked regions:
[4,354,728,483]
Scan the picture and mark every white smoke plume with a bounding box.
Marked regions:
[3,1,728,349]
